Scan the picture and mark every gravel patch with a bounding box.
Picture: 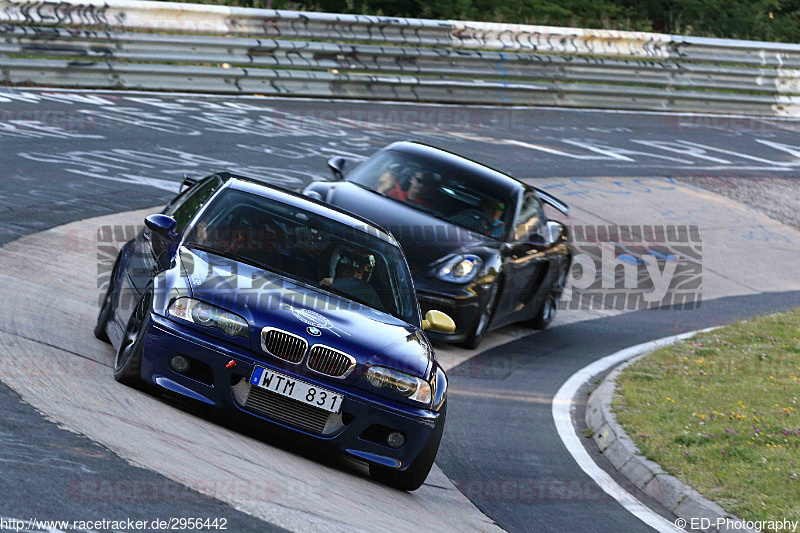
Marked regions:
[679,177,800,231]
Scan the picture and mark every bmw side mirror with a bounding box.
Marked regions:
[145,214,177,235]
[327,156,348,180]
[145,214,178,267]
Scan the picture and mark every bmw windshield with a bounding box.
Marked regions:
[183,188,419,326]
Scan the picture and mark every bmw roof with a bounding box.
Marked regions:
[217,173,398,246]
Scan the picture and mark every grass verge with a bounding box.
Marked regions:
[613,309,800,528]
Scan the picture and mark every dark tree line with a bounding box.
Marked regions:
[164,0,800,42]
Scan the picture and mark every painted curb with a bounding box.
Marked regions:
[584,334,759,533]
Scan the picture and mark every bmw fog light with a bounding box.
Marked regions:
[387,431,406,448]
[169,354,190,373]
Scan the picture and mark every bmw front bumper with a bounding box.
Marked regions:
[140,313,443,470]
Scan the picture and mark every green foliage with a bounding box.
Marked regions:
[156,0,800,42]
[615,309,800,525]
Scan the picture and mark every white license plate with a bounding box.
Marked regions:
[249,366,343,413]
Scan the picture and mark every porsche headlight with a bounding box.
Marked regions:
[436,254,482,284]
[168,298,249,339]
[364,366,432,405]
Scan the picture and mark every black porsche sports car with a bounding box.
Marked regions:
[303,141,573,349]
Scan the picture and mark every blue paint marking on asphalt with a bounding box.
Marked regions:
[647,249,677,261]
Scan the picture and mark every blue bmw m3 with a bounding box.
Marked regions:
[94,172,456,491]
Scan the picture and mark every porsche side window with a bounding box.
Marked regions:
[513,194,545,241]
[169,176,223,233]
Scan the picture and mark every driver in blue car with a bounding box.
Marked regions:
[321,246,382,309]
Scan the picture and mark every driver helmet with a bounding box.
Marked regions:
[482,199,506,212]
[336,246,376,280]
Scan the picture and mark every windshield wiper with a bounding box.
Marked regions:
[392,201,478,230]
[183,242,281,274]
[350,181,390,198]
[322,285,388,314]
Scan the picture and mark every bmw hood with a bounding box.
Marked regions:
[178,247,432,378]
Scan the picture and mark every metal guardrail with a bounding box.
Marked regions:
[1,0,799,115]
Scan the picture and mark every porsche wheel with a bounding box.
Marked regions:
[526,263,568,330]
[527,292,558,330]
[369,400,447,491]
[114,289,151,386]
[460,284,498,350]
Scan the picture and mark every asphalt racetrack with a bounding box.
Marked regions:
[2,88,800,532]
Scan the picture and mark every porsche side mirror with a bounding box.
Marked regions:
[144,214,178,267]
[327,156,348,180]
[545,220,566,245]
[304,190,324,201]
[422,310,456,333]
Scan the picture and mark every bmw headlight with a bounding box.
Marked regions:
[364,366,432,405]
[436,254,482,284]
[168,298,249,339]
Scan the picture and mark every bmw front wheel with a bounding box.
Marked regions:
[114,288,152,386]
[94,253,121,343]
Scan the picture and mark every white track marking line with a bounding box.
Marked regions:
[3,87,800,121]
[552,328,717,533]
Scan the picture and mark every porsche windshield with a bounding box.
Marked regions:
[347,150,514,240]
[184,188,419,326]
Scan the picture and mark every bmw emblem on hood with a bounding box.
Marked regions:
[307,326,322,337]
